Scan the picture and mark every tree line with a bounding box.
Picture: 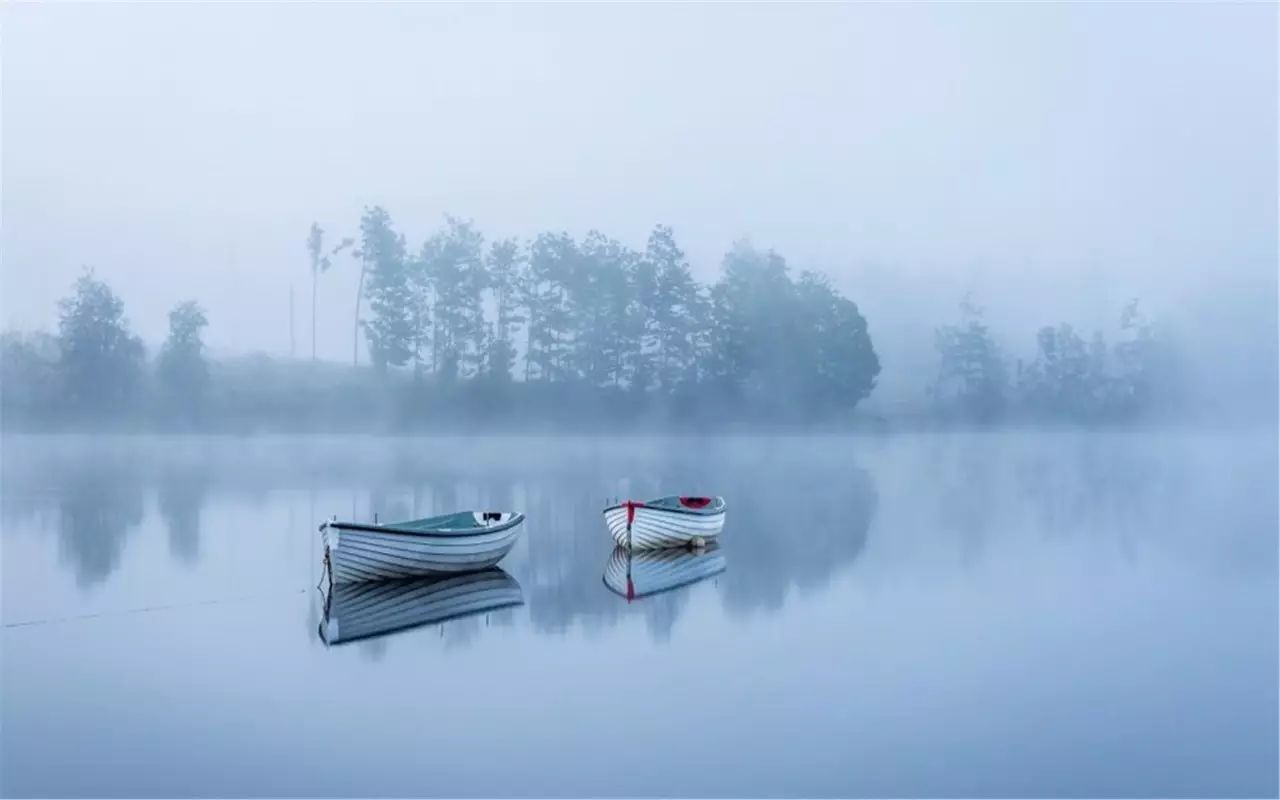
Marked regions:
[307,208,881,417]
[1,209,1178,431]
[930,295,1180,423]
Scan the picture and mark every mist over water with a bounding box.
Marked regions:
[2,2,1277,797]
[2,432,1274,797]
[4,3,1277,424]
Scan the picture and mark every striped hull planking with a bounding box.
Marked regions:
[319,568,523,645]
[323,521,523,584]
[603,505,726,550]
[602,545,726,600]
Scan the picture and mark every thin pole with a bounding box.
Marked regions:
[353,254,366,367]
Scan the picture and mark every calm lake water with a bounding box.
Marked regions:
[1,431,1276,798]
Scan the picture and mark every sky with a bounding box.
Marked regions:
[2,2,1276,400]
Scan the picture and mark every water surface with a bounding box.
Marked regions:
[2,432,1275,797]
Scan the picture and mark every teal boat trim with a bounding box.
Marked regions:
[602,496,726,518]
[322,511,525,538]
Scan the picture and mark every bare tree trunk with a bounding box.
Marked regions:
[524,327,531,381]
[353,257,367,367]
[311,271,318,362]
[411,304,421,382]
[524,302,533,382]
[430,285,438,375]
[658,325,667,392]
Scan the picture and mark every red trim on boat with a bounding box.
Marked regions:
[625,500,637,527]
[679,496,713,509]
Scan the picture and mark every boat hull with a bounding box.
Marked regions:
[602,545,726,600]
[323,519,524,584]
[603,505,725,549]
[320,568,523,645]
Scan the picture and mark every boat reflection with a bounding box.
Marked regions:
[318,568,524,646]
[602,545,726,602]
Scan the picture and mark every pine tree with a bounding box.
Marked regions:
[523,232,576,382]
[645,225,700,392]
[420,216,487,381]
[571,231,634,387]
[360,207,413,370]
[483,238,525,382]
[707,243,792,403]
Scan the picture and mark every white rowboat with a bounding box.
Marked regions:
[321,511,524,584]
[603,496,726,550]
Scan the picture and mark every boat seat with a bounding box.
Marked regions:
[679,497,713,509]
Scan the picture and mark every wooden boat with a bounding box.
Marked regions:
[319,568,523,645]
[320,511,525,584]
[602,545,726,601]
[602,496,726,550]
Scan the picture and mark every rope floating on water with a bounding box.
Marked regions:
[2,588,308,630]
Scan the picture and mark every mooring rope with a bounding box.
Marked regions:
[2,587,308,630]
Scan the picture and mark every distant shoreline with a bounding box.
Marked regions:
[1,417,1268,439]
